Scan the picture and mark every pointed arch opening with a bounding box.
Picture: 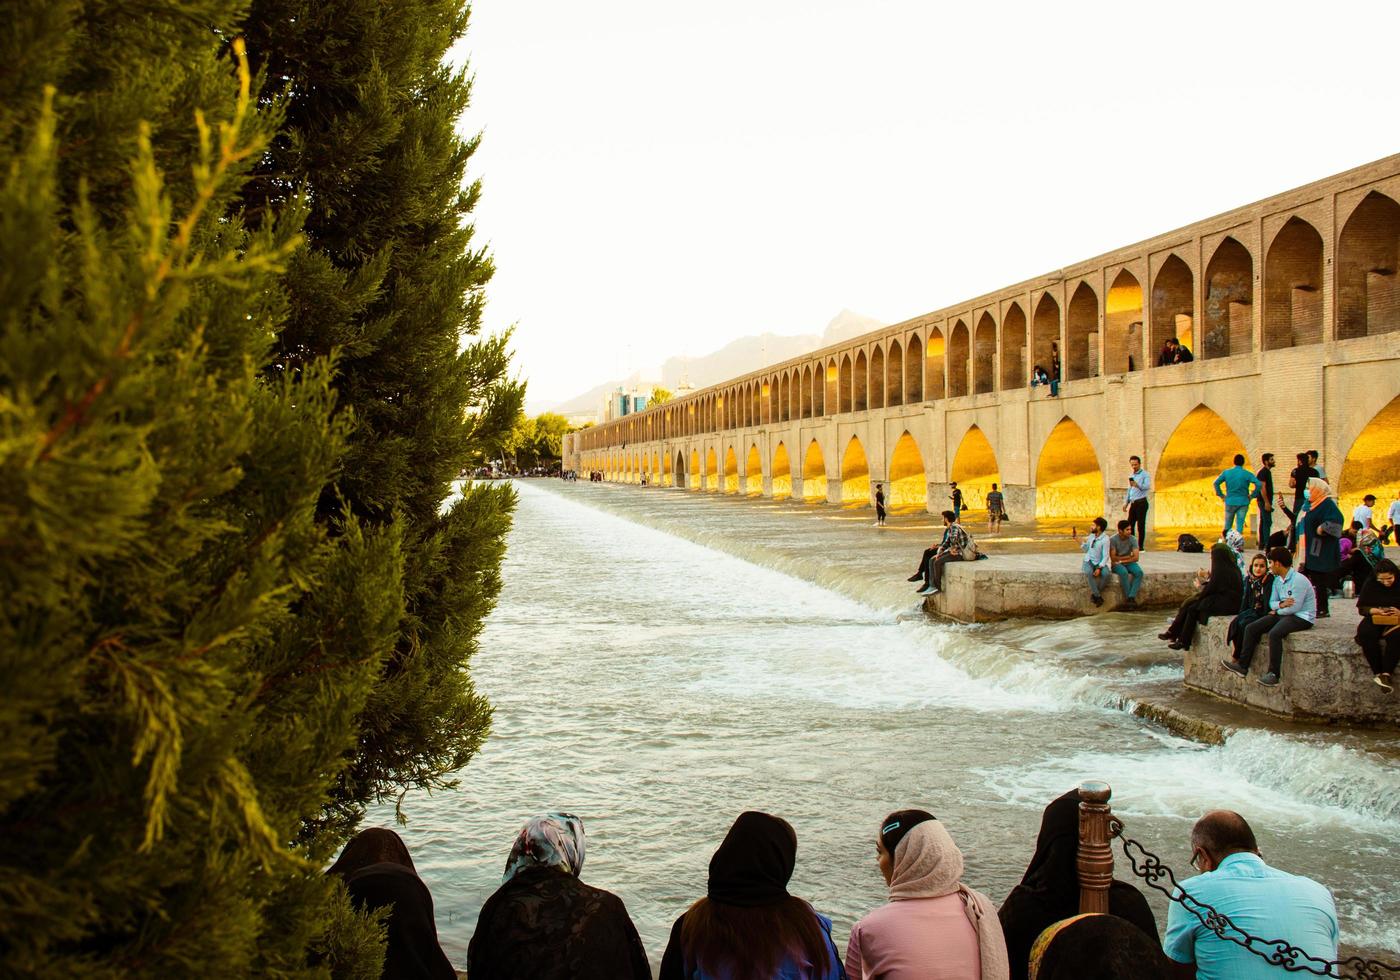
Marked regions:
[745,444,763,495]
[1338,395,1400,523]
[1203,237,1254,358]
[1337,191,1400,339]
[767,378,779,424]
[1264,217,1324,350]
[869,346,886,410]
[926,328,946,400]
[1032,294,1060,381]
[1155,405,1247,528]
[1105,270,1143,375]
[801,366,813,418]
[780,374,791,422]
[888,432,927,511]
[724,446,739,494]
[1035,418,1104,519]
[905,335,924,402]
[973,313,997,394]
[803,440,828,502]
[1066,282,1099,381]
[839,355,853,413]
[948,321,970,398]
[841,436,870,505]
[854,351,869,411]
[1152,254,1195,359]
[674,451,685,488]
[689,449,700,490]
[1000,303,1027,389]
[950,426,1001,513]
[887,339,904,407]
[704,447,718,491]
[772,442,792,500]
[815,363,828,416]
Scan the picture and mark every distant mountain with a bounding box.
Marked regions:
[542,310,885,415]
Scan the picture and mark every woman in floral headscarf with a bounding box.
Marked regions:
[467,812,651,980]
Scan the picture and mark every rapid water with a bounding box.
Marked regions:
[377,480,1400,969]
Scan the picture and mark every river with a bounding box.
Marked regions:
[374,479,1400,969]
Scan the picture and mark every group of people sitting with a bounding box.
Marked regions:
[330,794,1341,980]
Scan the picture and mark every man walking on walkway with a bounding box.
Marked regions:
[1110,519,1144,605]
[1165,811,1337,980]
[1255,453,1275,549]
[1213,454,1260,537]
[1122,455,1151,550]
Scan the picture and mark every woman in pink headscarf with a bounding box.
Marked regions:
[845,809,1009,980]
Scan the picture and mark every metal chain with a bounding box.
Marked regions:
[1111,823,1400,980]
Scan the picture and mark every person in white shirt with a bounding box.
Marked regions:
[1384,491,1400,544]
[1352,494,1377,532]
[1076,517,1112,607]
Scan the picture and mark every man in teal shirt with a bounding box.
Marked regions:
[1213,454,1261,536]
[1165,811,1338,979]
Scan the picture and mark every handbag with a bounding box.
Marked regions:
[1373,614,1400,626]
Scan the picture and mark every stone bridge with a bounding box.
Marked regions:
[564,155,1400,534]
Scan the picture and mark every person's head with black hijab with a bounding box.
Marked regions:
[667,811,836,980]
[1028,913,1172,980]
[329,829,455,980]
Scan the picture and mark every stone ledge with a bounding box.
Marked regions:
[1184,617,1400,726]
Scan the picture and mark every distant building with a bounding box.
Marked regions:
[601,384,657,423]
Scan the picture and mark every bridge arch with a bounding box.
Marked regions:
[675,450,686,488]
[1035,417,1104,520]
[950,425,1001,513]
[1337,190,1400,339]
[1154,405,1247,529]
[887,339,904,407]
[1106,270,1143,374]
[1152,254,1195,358]
[973,313,997,394]
[745,443,762,495]
[705,447,718,491]
[1001,303,1027,390]
[839,355,853,413]
[816,362,829,416]
[841,436,871,505]
[724,446,739,494]
[869,345,886,410]
[1066,281,1099,381]
[1338,394,1400,521]
[1203,237,1254,358]
[801,366,813,418]
[1032,293,1060,379]
[888,431,928,511]
[926,327,946,400]
[1264,216,1324,350]
[854,351,869,411]
[905,334,924,402]
[772,442,792,500]
[780,374,791,422]
[803,439,828,502]
[948,320,970,398]
[662,451,672,487]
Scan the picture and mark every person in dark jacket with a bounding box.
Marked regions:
[659,811,842,980]
[998,790,1158,980]
[329,829,456,980]
[1355,558,1400,693]
[468,812,651,980]
[1159,543,1243,650]
[1226,554,1274,662]
[1300,478,1344,618]
[1286,452,1318,549]
[1027,913,1173,980]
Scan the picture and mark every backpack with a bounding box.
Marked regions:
[1177,533,1204,553]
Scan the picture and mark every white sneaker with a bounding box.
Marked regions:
[919,586,939,596]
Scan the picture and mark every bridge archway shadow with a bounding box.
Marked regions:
[772,442,792,499]
[841,436,870,506]
[803,440,827,502]
[951,425,1000,512]
[1035,418,1104,519]
[1339,394,1400,521]
[1154,405,1246,530]
[745,444,762,495]
[888,432,928,511]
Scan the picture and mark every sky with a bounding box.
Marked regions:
[453,1,1400,410]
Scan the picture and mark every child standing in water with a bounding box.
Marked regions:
[874,483,887,527]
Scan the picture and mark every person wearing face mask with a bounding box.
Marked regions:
[845,810,1009,980]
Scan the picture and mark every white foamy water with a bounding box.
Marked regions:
[380,481,1400,966]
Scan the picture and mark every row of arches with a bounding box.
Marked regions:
[580,192,1400,455]
[582,396,1400,532]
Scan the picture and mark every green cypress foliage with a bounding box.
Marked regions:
[2,0,518,973]
[241,0,524,824]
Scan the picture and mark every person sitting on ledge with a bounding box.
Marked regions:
[1355,557,1400,693]
[1075,518,1112,607]
[915,511,972,597]
[659,811,842,980]
[468,812,650,980]
[845,809,1009,980]
[1109,520,1144,606]
[1164,811,1337,980]
[1159,542,1242,650]
[1226,553,1274,662]
[998,790,1159,980]
[1224,547,1315,687]
[1336,528,1386,596]
[329,828,456,980]
[1028,913,1173,980]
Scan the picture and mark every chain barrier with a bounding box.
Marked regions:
[1110,822,1400,980]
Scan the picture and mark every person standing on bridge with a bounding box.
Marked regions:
[1122,455,1151,550]
[1049,342,1061,397]
[1212,455,1260,538]
[1254,453,1276,549]
[950,483,964,524]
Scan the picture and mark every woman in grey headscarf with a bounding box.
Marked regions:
[467,812,650,980]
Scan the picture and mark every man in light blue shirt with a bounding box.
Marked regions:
[1078,516,1111,607]
[1165,810,1338,980]
[1225,547,1314,686]
[1121,454,1152,550]
[1213,454,1261,536]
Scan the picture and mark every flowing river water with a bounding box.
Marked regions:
[375,479,1400,970]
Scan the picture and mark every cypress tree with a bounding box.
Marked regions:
[240,0,524,823]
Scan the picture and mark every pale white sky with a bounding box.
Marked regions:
[455,1,1399,409]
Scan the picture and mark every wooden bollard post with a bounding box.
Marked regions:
[1078,780,1114,915]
